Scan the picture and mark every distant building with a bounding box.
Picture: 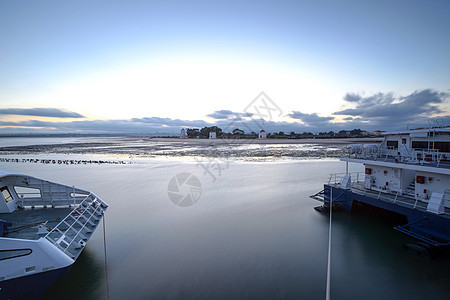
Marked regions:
[209,132,217,139]
[180,128,187,139]
[372,130,384,136]
[258,130,267,139]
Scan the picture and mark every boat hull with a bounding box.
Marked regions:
[324,184,450,244]
[0,265,71,300]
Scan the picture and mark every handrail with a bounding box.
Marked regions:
[348,182,450,216]
[327,172,365,185]
[44,193,107,259]
[346,143,448,165]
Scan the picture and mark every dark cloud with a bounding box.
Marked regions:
[207,110,253,120]
[287,111,334,126]
[335,89,448,122]
[0,117,210,134]
[0,108,84,118]
[0,119,147,133]
[131,117,208,128]
[343,93,361,102]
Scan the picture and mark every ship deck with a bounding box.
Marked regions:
[342,155,450,172]
[0,207,73,240]
[346,182,450,217]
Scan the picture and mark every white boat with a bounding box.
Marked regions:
[312,126,450,253]
[0,169,108,298]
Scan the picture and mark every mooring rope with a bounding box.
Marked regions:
[8,218,61,233]
[326,186,332,300]
[102,213,111,300]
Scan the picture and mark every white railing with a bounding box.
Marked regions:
[13,176,90,208]
[341,176,450,216]
[44,193,108,259]
[347,145,448,166]
[327,172,364,185]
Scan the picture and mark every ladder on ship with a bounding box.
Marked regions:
[310,189,345,204]
[44,193,108,259]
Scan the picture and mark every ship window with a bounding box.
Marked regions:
[434,142,450,153]
[0,186,13,203]
[386,140,398,149]
[402,138,407,144]
[412,141,450,152]
[0,249,32,261]
[412,141,428,150]
[69,192,89,199]
[14,186,41,198]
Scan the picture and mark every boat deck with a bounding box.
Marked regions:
[343,154,450,170]
[0,207,73,240]
[330,182,450,218]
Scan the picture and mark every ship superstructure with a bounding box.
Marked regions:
[312,126,450,250]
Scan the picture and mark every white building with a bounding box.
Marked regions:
[180,128,187,138]
[209,132,217,139]
[258,130,267,139]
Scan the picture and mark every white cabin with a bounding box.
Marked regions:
[209,132,217,139]
[343,126,450,213]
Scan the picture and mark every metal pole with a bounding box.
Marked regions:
[326,187,332,300]
[102,213,111,300]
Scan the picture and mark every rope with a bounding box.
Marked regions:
[326,187,332,300]
[8,218,61,233]
[102,213,111,300]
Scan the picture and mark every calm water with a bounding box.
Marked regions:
[0,136,345,158]
[1,156,449,300]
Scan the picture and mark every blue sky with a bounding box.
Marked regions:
[1,0,449,134]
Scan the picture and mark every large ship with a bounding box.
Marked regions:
[311,126,450,253]
[0,169,108,299]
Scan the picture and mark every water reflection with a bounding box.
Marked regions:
[316,210,450,300]
[43,248,105,300]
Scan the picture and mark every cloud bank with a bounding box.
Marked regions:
[207,110,253,120]
[0,108,85,118]
[335,89,448,124]
[287,111,334,127]
[1,89,448,135]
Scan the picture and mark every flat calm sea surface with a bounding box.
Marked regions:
[0,137,449,299]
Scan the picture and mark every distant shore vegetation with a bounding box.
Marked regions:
[182,127,382,139]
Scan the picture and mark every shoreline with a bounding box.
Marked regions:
[0,136,381,162]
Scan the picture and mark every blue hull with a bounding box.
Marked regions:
[0,266,71,300]
[323,184,450,245]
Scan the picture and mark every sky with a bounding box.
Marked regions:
[0,0,449,135]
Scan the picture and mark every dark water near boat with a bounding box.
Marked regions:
[2,157,450,300]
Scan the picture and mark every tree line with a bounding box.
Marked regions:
[184,127,378,139]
